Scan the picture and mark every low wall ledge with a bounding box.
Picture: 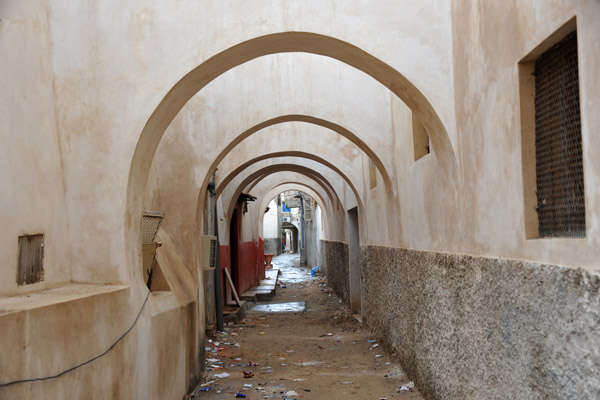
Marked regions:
[0,283,129,317]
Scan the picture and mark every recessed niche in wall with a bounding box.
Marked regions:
[17,234,45,285]
[519,17,585,239]
[368,158,377,189]
[412,111,430,161]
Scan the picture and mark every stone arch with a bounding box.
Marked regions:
[215,152,362,205]
[257,183,328,240]
[211,116,394,197]
[221,164,352,223]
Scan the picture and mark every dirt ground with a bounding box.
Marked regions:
[188,254,422,400]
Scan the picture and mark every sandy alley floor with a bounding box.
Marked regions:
[188,254,422,400]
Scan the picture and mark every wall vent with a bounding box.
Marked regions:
[201,235,217,270]
[17,234,44,285]
[142,211,164,244]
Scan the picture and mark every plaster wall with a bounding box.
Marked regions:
[448,0,600,268]
[263,199,279,239]
[305,205,322,268]
[0,0,71,296]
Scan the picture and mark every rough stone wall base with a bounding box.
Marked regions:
[320,239,349,304]
[361,245,600,400]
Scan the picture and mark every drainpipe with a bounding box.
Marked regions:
[299,192,305,251]
[208,172,224,332]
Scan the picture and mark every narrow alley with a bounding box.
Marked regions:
[3,3,600,400]
[189,254,422,400]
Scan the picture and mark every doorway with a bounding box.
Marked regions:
[228,207,240,303]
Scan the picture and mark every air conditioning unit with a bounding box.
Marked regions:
[282,217,291,223]
[201,235,217,270]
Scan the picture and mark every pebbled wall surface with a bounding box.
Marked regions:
[321,240,350,305]
[361,245,600,400]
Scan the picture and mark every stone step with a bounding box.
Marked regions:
[240,268,280,302]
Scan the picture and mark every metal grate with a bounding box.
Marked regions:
[534,31,585,237]
[17,234,44,285]
[208,237,217,269]
[141,211,164,244]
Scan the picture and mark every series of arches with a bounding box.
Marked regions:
[126,31,456,289]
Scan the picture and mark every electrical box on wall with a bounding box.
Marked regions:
[201,235,218,270]
[304,207,312,222]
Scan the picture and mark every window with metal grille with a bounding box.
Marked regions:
[534,31,585,237]
[17,234,44,285]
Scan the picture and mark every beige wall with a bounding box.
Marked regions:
[0,0,71,296]
[2,0,599,398]
[450,0,600,268]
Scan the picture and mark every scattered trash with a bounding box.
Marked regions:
[294,361,324,366]
[235,392,246,398]
[243,383,253,388]
[320,333,333,337]
[286,390,299,396]
[259,332,267,335]
[199,387,210,392]
[213,372,230,379]
[375,355,383,358]
[243,371,254,378]
[406,381,415,389]
[370,343,380,349]
[340,381,353,385]
[311,266,320,276]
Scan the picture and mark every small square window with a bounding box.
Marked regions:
[17,234,45,285]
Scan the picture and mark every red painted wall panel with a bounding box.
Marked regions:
[237,241,257,296]
[257,237,265,279]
